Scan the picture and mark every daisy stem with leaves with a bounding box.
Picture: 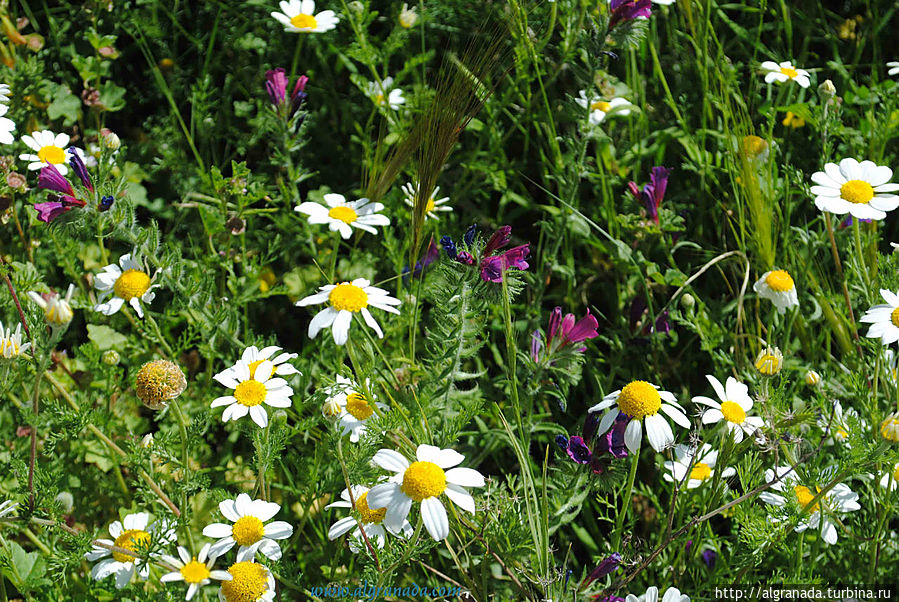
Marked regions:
[612,443,641,551]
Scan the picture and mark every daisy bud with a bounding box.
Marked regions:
[321,398,342,418]
[141,433,154,448]
[54,491,74,513]
[881,412,899,443]
[135,360,187,410]
[818,79,836,101]
[805,370,821,387]
[102,131,121,150]
[102,350,120,365]
[754,346,783,376]
[399,3,418,28]
[680,293,695,311]
[272,409,288,426]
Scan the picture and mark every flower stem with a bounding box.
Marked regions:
[169,401,196,552]
[612,441,641,550]
[867,491,890,581]
[852,218,872,297]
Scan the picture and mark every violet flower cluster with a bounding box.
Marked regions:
[265,68,308,128]
[441,225,530,283]
[627,166,671,226]
[531,306,599,364]
[556,411,630,475]
[34,149,112,223]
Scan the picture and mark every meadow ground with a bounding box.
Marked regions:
[0,0,898,600]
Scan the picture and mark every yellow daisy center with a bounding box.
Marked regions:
[590,100,611,112]
[247,359,276,380]
[425,198,436,213]
[616,380,662,420]
[881,417,899,442]
[689,462,712,482]
[327,206,358,224]
[354,491,387,524]
[835,426,849,439]
[113,269,151,301]
[401,461,447,502]
[234,380,267,407]
[231,515,265,547]
[221,562,268,602]
[755,352,782,376]
[346,392,374,420]
[37,145,66,164]
[780,66,799,78]
[328,283,368,312]
[375,93,386,105]
[290,13,318,30]
[0,339,20,357]
[840,179,875,204]
[180,558,211,584]
[112,529,151,563]
[890,307,899,328]
[892,465,899,481]
[719,401,746,424]
[764,270,794,292]
[794,485,821,513]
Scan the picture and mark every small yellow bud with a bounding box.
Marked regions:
[102,350,121,365]
[804,370,821,387]
[135,360,187,410]
[321,398,342,418]
[755,346,783,376]
[399,3,418,28]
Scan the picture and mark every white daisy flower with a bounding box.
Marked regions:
[218,561,276,602]
[325,375,388,442]
[85,512,175,589]
[760,60,811,88]
[214,345,300,383]
[575,91,632,125]
[0,500,18,519]
[93,253,160,319]
[402,182,452,221]
[0,83,10,103]
[754,346,783,376]
[326,485,413,552]
[211,359,294,428]
[0,319,30,359]
[663,443,735,489]
[0,104,15,145]
[367,77,405,110]
[28,283,76,328]
[19,130,72,175]
[398,3,417,28]
[271,0,338,33]
[805,370,822,387]
[692,374,764,443]
[879,463,899,491]
[367,444,486,541]
[626,586,690,602]
[202,493,294,561]
[160,543,232,601]
[817,400,864,447]
[759,466,860,545]
[810,158,899,220]
[888,61,899,76]
[588,380,690,454]
[861,289,899,346]
[295,278,401,346]
[295,193,390,239]
[881,411,899,443]
[753,269,798,314]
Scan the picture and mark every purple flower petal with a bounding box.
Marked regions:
[37,164,74,196]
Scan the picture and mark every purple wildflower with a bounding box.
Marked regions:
[701,548,717,569]
[594,412,629,459]
[265,68,309,120]
[443,225,529,282]
[609,0,652,30]
[565,436,592,464]
[67,148,93,192]
[480,244,530,283]
[581,552,621,589]
[33,201,71,223]
[530,330,543,363]
[628,166,670,225]
[34,164,88,222]
[402,237,440,282]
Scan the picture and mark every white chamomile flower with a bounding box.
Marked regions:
[218,561,276,602]
[326,375,388,442]
[85,512,175,589]
[651,0,676,4]
[203,494,294,561]
[626,586,690,602]
[0,104,15,145]
[817,400,864,447]
[663,443,735,489]
[402,182,452,221]
[759,466,860,545]
[887,61,899,77]
[398,3,417,28]
[271,0,338,33]
[810,158,899,220]
[94,253,160,319]
[367,444,486,541]
[214,345,300,383]
[211,359,294,428]
[160,544,232,601]
[575,91,632,125]
[753,269,799,313]
[295,193,390,239]
[0,319,30,359]
[879,463,899,491]
[760,60,811,88]
[693,374,764,443]
[588,380,690,453]
[19,130,72,174]
[28,283,76,328]
[880,411,899,443]
[367,77,405,110]
[861,289,899,346]
[295,278,401,346]
[0,500,18,519]
[0,83,10,103]
[326,485,413,552]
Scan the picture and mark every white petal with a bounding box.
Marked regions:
[445,467,485,487]
[372,449,409,473]
[624,419,642,454]
[420,497,449,541]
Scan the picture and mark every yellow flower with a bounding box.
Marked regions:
[782,111,805,129]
